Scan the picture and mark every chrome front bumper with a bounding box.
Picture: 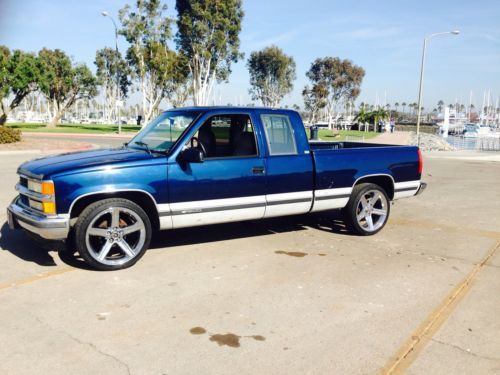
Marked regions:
[7,197,69,240]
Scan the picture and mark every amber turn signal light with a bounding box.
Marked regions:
[41,181,55,195]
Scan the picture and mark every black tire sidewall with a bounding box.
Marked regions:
[74,198,152,271]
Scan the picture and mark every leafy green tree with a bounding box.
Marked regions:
[305,57,365,129]
[176,0,244,105]
[119,1,189,124]
[94,47,131,122]
[0,46,41,125]
[246,46,296,107]
[38,48,98,127]
[302,84,328,124]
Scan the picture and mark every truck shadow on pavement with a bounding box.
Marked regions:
[0,222,60,266]
[1,210,350,270]
[149,211,351,250]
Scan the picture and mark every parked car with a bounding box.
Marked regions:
[7,107,426,270]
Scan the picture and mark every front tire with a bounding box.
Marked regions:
[74,198,152,270]
[343,183,390,236]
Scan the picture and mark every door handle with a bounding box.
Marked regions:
[252,166,265,175]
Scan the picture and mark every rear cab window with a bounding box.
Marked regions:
[261,114,298,156]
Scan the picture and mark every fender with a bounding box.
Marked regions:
[68,188,159,216]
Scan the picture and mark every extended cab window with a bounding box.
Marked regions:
[193,114,258,158]
[261,114,297,155]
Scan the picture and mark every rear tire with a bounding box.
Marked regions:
[74,198,152,271]
[343,183,390,236]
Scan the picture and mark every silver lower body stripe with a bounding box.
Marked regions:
[311,187,353,212]
[314,194,351,201]
[393,180,421,199]
[170,202,264,215]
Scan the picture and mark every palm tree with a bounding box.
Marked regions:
[394,102,399,114]
[437,100,444,113]
[354,107,371,131]
[402,102,407,115]
[370,107,389,132]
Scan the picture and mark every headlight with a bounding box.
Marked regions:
[29,199,43,211]
[26,180,56,214]
[27,180,55,195]
[29,199,56,215]
[27,180,42,193]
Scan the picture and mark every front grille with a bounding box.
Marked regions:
[19,195,30,207]
[17,175,43,212]
[20,176,28,188]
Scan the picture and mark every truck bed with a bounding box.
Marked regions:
[309,141,421,193]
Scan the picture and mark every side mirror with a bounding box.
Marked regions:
[180,147,204,163]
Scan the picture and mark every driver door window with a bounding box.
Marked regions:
[192,114,258,158]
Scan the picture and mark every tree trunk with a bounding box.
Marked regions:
[47,111,63,128]
[0,113,7,126]
[0,100,10,125]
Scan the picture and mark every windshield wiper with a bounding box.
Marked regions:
[131,141,167,155]
[132,141,152,155]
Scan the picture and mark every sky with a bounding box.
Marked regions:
[1,0,499,110]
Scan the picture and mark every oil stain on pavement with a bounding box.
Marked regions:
[275,250,308,257]
[190,327,266,348]
[275,250,327,257]
[189,327,206,335]
[209,333,241,348]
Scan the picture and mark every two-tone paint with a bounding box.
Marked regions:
[9,107,424,240]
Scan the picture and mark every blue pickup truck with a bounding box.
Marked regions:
[7,107,425,270]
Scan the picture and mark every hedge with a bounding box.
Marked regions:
[0,126,22,144]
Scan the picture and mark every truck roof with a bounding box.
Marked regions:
[165,106,298,114]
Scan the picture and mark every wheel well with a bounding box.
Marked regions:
[70,191,160,230]
[354,175,394,199]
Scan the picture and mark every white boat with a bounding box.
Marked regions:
[463,123,492,138]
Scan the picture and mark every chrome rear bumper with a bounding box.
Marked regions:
[7,197,69,240]
[415,182,427,196]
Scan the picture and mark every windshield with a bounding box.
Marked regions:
[128,111,201,153]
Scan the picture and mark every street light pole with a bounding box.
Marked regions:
[101,11,121,134]
[415,30,460,146]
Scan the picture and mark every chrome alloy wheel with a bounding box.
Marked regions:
[355,189,388,233]
[85,207,146,266]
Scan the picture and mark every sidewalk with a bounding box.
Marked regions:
[369,131,411,145]
[424,150,500,162]
[21,131,134,139]
[0,138,95,155]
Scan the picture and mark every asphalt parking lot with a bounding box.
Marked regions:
[0,151,499,375]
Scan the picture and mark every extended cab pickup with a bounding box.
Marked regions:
[7,107,426,270]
